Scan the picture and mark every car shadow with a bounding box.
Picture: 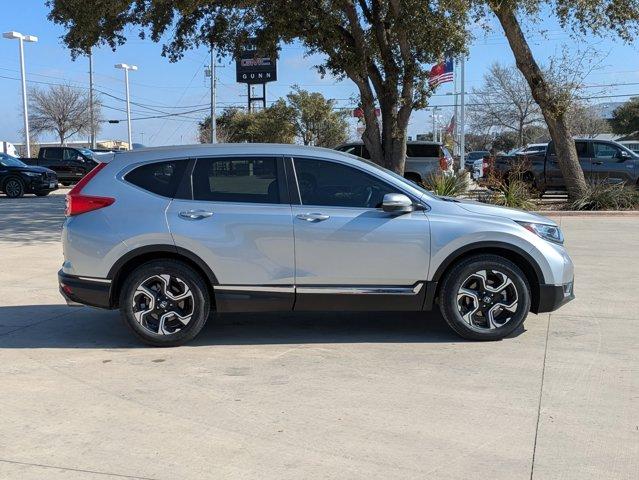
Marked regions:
[0,194,66,243]
[0,304,506,348]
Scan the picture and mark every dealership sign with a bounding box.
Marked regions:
[236,41,277,84]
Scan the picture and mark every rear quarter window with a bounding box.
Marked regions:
[125,160,188,198]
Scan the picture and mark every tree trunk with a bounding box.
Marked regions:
[491,4,588,199]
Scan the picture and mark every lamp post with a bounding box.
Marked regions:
[3,31,38,157]
[114,63,138,150]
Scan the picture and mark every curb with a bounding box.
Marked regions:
[534,210,639,217]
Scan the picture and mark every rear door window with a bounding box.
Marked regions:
[192,157,283,204]
[42,148,62,162]
[125,160,188,198]
[406,144,440,158]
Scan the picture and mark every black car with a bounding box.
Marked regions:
[0,153,58,198]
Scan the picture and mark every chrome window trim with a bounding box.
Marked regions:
[215,283,424,295]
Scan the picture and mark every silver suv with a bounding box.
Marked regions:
[335,141,453,183]
[59,144,574,346]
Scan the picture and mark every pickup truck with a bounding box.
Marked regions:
[494,138,639,191]
[22,146,99,185]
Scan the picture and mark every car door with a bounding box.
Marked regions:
[591,142,635,184]
[166,156,295,312]
[40,148,67,180]
[290,157,430,311]
[545,140,592,188]
[63,148,87,180]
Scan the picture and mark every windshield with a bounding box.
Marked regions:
[0,153,26,167]
[467,151,488,160]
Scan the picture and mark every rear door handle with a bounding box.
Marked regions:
[296,213,330,222]
[179,210,214,220]
[592,161,604,165]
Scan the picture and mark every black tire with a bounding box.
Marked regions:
[61,182,70,186]
[438,254,531,341]
[119,259,211,347]
[35,191,50,197]
[3,177,25,198]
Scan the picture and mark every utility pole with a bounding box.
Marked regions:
[210,46,217,143]
[460,57,466,166]
[89,49,96,149]
[3,31,37,157]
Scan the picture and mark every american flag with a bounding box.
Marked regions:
[428,58,454,88]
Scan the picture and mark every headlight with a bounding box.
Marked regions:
[23,172,41,177]
[517,221,564,245]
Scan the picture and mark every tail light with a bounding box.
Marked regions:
[65,162,115,216]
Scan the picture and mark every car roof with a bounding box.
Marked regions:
[110,143,356,163]
[338,140,442,146]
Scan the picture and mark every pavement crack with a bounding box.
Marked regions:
[0,458,160,480]
[530,313,551,480]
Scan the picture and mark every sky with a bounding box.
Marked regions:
[1,1,638,148]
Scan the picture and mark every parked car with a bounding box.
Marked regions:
[22,146,99,185]
[58,144,574,346]
[0,153,58,198]
[335,141,453,183]
[494,139,639,190]
[464,150,491,179]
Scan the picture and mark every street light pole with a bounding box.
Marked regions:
[114,63,138,150]
[3,31,38,157]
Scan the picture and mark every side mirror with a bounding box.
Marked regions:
[75,155,85,162]
[382,193,414,214]
[617,151,630,161]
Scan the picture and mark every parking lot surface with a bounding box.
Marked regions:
[0,190,637,480]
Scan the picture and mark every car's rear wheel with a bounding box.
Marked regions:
[4,178,24,198]
[119,260,211,347]
[438,255,531,341]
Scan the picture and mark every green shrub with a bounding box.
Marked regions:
[570,182,639,211]
[482,179,535,210]
[424,171,470,197]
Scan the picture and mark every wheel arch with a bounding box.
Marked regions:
[426,242,544,314]
[107,245,218,308]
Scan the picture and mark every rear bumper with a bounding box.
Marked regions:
[534,281,574,313]
[58,270,113,309]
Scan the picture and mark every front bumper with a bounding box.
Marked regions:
[58,270,112,309]
[26,176,58,193]
[535,281,574,313]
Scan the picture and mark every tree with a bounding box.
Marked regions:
[567,102,611,138]
[482,0,639,199]
[468,63,542,148]
[198,100,296,144]
[47,1,470,174]
[286,87,348,147]
[610,98,639,135]
[28,84,101,145]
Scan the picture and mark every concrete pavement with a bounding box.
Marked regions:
[0,190,637,479]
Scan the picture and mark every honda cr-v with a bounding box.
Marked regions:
[59,144,574,346]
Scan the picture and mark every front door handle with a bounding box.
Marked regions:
[179,210,214,220]
[592,161,604,165]
[296,213,330,222]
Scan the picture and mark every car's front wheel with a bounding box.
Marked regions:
[119,260,211,347]
[4,178,25,198]
[438,254,531,341]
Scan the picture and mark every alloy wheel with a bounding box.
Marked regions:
[456,269,519,329]
[132,274,195,335]
[5,180,22,197]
